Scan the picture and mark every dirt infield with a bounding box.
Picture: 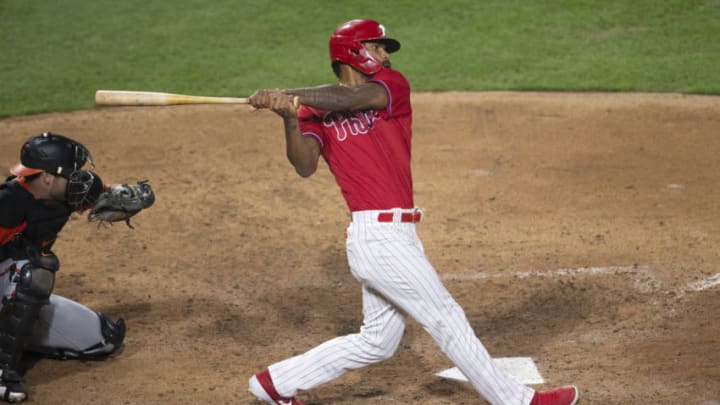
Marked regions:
[1,92,718,404]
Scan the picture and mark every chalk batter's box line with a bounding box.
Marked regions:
[442,265,649,281]
[442,265,720,295]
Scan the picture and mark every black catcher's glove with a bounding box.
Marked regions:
[88,181,155,228]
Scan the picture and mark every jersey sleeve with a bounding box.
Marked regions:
[0,187,26,228]
[369,68,411,119]
[0,185,28,246]
[297,105,325,150]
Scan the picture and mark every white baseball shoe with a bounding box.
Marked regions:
[0,370,27,403]
[249,369,304,405]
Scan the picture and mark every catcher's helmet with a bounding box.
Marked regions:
[329,19,400,75]
[10,132,93,179]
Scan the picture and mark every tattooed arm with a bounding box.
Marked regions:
[283,83,387,112]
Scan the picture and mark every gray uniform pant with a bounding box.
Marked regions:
[0,259,110,356]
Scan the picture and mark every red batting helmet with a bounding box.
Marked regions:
[329,19,401,75]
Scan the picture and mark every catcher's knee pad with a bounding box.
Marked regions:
[14,263,55,305]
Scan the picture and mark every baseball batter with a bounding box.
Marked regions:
[247,19,579,405]
[0,132,154,402]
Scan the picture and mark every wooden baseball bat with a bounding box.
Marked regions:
[95,90,249,106]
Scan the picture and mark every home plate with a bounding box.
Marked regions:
[436,357,545,385]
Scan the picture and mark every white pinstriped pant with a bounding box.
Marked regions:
[267,209,535,405]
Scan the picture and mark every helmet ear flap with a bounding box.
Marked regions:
[329,37,383,75]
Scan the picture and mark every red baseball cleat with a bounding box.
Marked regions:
[248,369,305,405]
[531,385,579,405]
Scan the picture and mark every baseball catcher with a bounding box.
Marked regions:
[0,132,154,403]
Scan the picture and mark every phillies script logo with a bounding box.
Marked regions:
[322,110,380,141]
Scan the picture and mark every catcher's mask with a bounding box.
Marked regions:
[10,132,94,179]
[66,170,104,212]
[329,19,400,76]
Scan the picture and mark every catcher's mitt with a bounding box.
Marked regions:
[88,181,155,228]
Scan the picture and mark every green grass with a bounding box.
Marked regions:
[1,0,719,117]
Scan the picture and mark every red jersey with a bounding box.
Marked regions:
[298,68,413,212]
